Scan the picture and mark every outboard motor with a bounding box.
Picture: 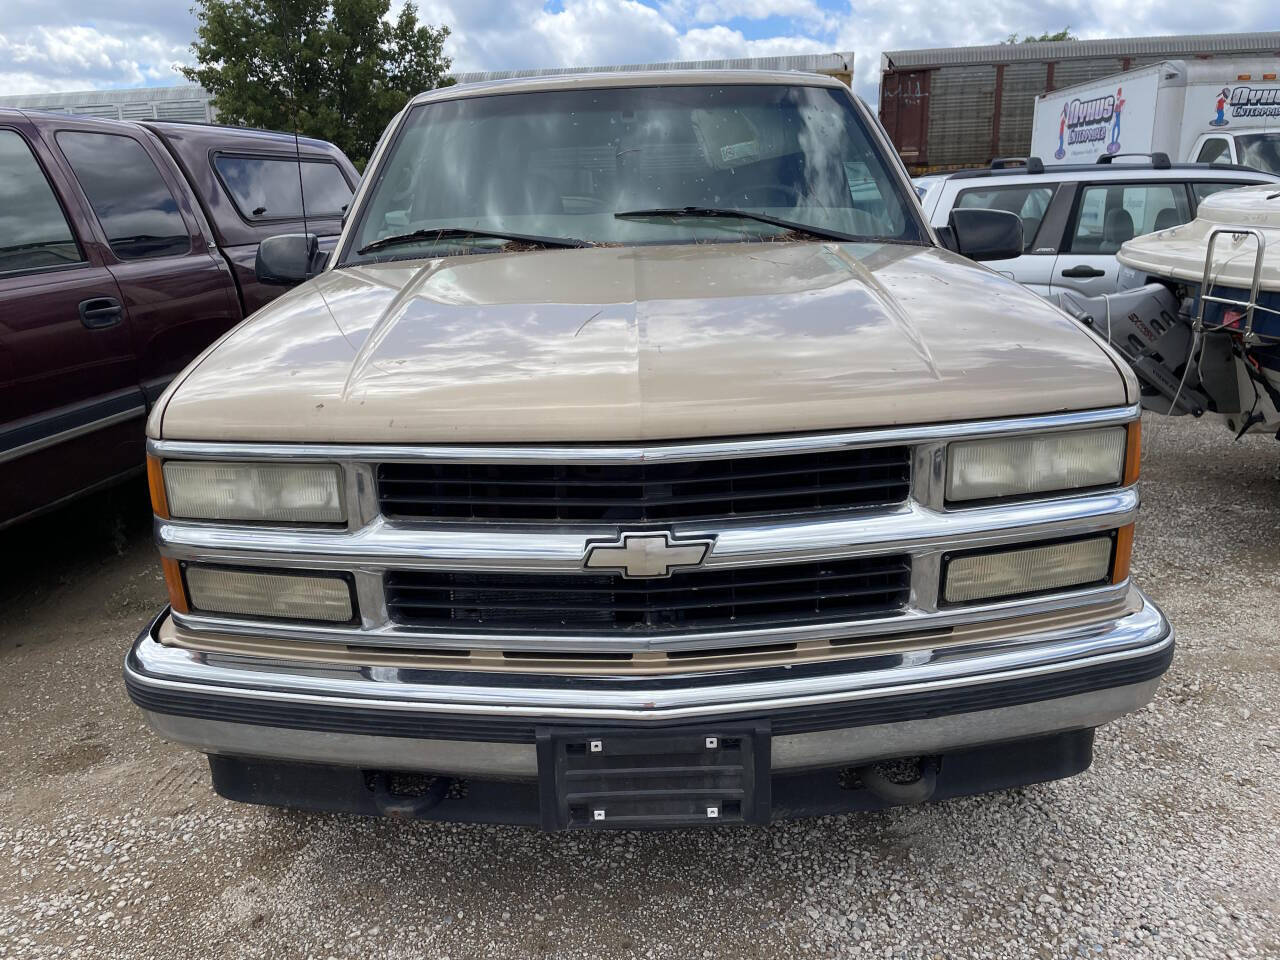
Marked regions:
[1061,188,1280,441]
[1055,284,1215,417]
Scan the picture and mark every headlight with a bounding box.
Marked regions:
[946,427,1128,503]
[943,535,1114,604]
[161,461,345,523]
[184,565,355,622]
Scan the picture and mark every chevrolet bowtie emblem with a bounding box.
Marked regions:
[583,532,714,578]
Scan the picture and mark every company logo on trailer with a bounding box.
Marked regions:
[1056,86,1126,158]
[1211,85,1280,126]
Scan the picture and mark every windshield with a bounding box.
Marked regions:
[1237,133,1280,176]
[343,83,925,264]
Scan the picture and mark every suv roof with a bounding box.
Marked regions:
[936,159,1269,182]
[1,108,340,151]
[143,119,339,151]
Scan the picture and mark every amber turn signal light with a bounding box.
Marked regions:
[150,457,186,611]
[1111,524,1134,584]
[1123,421,1141,486]
[161,557,189,614]
[146,455,169,519]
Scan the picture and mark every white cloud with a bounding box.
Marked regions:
[675,26,830,62]
[661,0,835,31]
[0,0,1276,104]
[408,0,682,72]
[0,71,106,96]
[416,0,835,79]
[530,0,681,67]
[0,24,188,93]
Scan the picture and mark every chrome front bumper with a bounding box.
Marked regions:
[126,593,1172,779]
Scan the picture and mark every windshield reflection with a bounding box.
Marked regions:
[346,84,924,263]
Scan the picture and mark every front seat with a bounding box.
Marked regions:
[1102,208,1135,253]
[1152,207,1183,232]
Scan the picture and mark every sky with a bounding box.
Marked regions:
[0,0,1275,102]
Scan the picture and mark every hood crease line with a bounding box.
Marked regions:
[827,244,943,381]
[340,258,444,402]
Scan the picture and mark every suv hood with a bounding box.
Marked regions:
[157,242,1128,442]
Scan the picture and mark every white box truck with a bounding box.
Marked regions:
[1031,58,1280,173]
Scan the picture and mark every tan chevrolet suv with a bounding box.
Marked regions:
[125,71,1172,829]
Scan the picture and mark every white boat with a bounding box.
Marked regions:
[1057,184,1280,439]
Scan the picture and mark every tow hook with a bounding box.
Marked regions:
[854,757,941,806]
[371,772,451,818]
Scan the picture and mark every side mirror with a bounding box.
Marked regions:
[943,208,1024,262]
[255,233,324,286]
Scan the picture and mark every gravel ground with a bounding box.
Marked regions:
[1,412,1278,960]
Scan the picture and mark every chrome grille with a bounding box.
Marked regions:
[376,446,912,523]
[384,555,912,634]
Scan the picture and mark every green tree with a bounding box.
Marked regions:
[182,0,452,167]
[1003,28,1077,44]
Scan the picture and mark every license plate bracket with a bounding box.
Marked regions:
[536,723,771,830]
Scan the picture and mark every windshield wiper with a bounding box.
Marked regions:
[613,206,864,243]
[356,227,591,256]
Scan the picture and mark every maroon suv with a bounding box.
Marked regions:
[0,111,358,529]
